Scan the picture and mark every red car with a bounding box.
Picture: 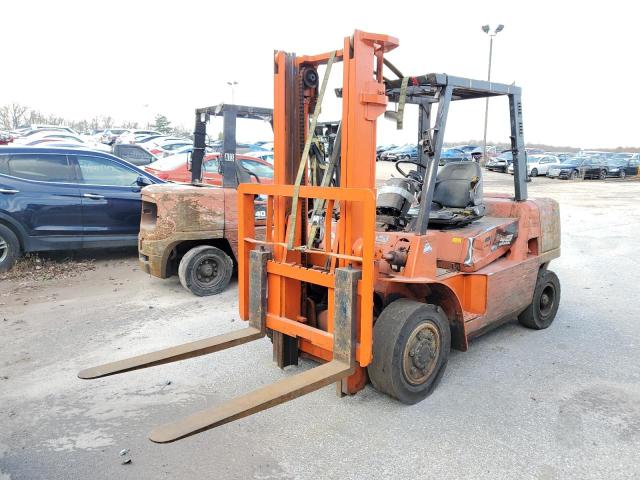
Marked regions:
[144,153,273,185]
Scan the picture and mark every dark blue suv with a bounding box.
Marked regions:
[0,146,164,272]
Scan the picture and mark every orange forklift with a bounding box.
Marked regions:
[79,30,561,442]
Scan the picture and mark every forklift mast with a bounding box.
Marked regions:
[189,104,273,185]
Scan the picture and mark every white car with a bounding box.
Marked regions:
[508,154,559,176]
[117,129,162,144]
[17,131,112,152]
[147,140,193,158]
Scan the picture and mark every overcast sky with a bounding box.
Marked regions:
[2,0,637,148]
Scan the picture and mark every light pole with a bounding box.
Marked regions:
[481,24,504,162]
[226,81,239,104]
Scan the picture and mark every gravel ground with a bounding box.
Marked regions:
[1,169,639,480]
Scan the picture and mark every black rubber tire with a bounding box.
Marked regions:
[0,224,20,273]
[518,269,561,330]
[368,299,451,404]
[619,170,626,179]
[530,168,538,177]
[570,170,578,180]
[599,169,607,180]
[178,245,233,296]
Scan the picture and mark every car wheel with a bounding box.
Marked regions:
[620,170,626,179]
[530,168,538,177]
[368,299,450,404]
[178,245,233,296]
[0,224,20,273]
[518,270,561,330]
[569,170,578,180]
[599,169,607,180]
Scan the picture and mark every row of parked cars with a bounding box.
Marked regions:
[376,144,487,162]
[0,124,277,273]
[487,150,640,180]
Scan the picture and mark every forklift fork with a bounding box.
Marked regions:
[78,249,360,442]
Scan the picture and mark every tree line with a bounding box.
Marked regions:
[0,103,192,138]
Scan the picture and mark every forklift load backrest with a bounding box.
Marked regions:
[433,161,483,209]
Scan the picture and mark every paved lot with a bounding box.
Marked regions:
[1,169,639,479]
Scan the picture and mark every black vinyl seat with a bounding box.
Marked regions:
[429,161,485,226]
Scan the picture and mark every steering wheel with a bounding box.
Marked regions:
[395,160,424,183]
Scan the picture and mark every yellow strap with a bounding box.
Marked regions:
[396,77,409,130]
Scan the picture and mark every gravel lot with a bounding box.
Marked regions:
[1,168,639,480]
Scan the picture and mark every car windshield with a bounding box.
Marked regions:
[240,160,273,179]
[497,152,513,161]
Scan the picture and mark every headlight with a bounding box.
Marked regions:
[610,168,620,172]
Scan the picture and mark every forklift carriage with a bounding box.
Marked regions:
[80,30,561,442]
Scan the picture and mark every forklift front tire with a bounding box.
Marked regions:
[178,245,233,296]
[368,299,450,405]
[518,270,561,330]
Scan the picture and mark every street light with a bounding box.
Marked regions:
[226,81,239,104]
[481,24,504,162]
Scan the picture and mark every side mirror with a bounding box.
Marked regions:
[136,175,152,187]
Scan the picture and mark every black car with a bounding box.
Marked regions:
[486,150,519,173]
[0,146,164,272]
[606,155,640,178]
[376,144,397,161]
[547,156,608,180]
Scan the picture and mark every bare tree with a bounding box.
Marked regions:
[0,102,29,130]
[100,116,114,129]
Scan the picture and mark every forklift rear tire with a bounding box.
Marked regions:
[368,299,450,404]
[178,245,233,296]
[518,270,561,330]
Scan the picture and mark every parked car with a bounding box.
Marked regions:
[507,154,559,176]
[440,148,471,165]
[376,144,397,160]
[0,131,14,145]
[117,129,162,144]
[144,153,273,184]
[100,128,131,145]
[112,144,160,166]
[547,156,608,180]
[606,154,640,178]
[0,146,164,272]
[17,124,80,136]
[147,140,193,158]
[456,145,483,160]
[381,144,418,162]
[486,150,518,173]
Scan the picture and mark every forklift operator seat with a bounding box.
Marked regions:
[429,161,485,225]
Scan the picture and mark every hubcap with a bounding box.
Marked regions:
[194,257,219,285]
[0,237,7,263]
[539,284,556,317]
[402,322,440,385]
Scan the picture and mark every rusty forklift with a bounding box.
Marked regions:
[138,104,272,296]
[80,30,561,442]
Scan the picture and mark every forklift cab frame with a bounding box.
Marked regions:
[384,73,527,235]
[189,104,273,187]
